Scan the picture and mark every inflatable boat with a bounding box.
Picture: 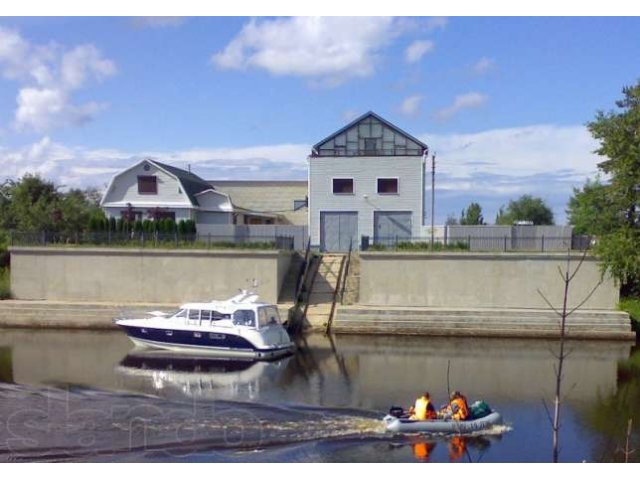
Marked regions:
[383,402,502,434]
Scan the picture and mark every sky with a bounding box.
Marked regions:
[0,16,639,224]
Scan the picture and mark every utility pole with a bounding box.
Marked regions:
[431,153,436,248]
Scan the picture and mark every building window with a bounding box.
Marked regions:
[138,175,157,194]
[364,138,377,154]
[333,178,354,195]
[293,199,307,211]
[377,178,399,195]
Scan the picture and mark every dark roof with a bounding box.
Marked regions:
[151,160,213,205]
[312,111,429,152]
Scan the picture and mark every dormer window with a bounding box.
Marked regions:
[138,175,157,194]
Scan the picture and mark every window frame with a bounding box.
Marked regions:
[137,175,158,195]
[377,177,400,195]
[332,177,355,196]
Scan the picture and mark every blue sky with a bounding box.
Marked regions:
[1,16,639,223]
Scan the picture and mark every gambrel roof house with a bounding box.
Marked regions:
[309,111,429,251]
[100,159,280,225]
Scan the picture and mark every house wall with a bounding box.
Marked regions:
[309,156,424,246]
[210,182,309,226]
[9,247,292,304]
[103,207,194,222]
[359,251,619,309]
[102,162,192,206]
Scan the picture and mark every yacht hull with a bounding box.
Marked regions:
[119,325,294,360]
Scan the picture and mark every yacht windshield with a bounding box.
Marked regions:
[233,310,256,327]
[171,309,187,318]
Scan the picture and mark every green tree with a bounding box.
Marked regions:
[566,176,618,235]
[460,202,485,225]
[0,175,61,232]
[495,195,555,225]
[581,81,640,292]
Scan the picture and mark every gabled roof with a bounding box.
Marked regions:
[151,160,213,205]
[100,158,213,208]
[312,111,429,152]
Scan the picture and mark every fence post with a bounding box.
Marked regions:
[504,235,507,252]
[468,235,471,251]
[9,230,13,246]
[42,231,46,246]
[541,235,545,252]
[208,233,211,249]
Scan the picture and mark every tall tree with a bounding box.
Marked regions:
[460,202,484,225]
[582,81,640,292]
[566,176,618,236]
[495,195,555,225]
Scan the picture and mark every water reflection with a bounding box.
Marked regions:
[0,327,637,461]
[116,352,292,401]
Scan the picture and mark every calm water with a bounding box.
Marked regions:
[0,328,638,462]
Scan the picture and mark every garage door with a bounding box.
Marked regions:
[320,212,358,252]
[374,211,412,246]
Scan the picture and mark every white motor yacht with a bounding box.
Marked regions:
[115,290,295,359]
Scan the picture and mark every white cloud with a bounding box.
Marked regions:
[0,123,601,224]
[425,17,448,31]
[405,40,434,64]
[0,26,116,132]
[398,95,424,117]
[212,17,405,86]
[472,57,494,75]
[422,124,601,222]
[130,17,186,28]
[433,92,488,121]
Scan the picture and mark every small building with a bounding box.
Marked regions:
[100,159,278,226]
[209,180,308,226]
[309,111,429,251]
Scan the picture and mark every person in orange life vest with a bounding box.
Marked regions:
[448,436,467,462]
[441,391,470,421]
[408,392,437,420]
[412,441,436,461]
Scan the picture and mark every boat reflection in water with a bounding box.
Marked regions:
[116,350,292,401]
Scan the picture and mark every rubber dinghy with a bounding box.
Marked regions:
[383,401,502,434]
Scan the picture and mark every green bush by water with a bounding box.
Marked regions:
[619,297,640,330]
[0,268,10,300]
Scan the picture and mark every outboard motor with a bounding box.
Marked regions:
[388,406,405,418]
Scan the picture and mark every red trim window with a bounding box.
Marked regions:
[137,175,157,194]
[377,178,398,194]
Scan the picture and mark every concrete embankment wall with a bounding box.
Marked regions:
[359,252,619,310]
[9,247,292,304]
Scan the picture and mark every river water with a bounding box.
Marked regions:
[0,328,638,462]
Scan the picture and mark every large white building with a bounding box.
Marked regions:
[309,111,429,251]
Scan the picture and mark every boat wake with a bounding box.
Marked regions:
[0,382,386,462]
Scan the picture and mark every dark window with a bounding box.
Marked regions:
[364,138,377,154]
[333,178,354,195]
[377,178,399,194]
[293,199,307,211]
[138,176,157,194]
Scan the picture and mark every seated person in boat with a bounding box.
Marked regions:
[440,391,470,421]
[408,391,437,420]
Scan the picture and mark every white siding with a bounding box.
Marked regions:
[103,206,194,222]
[309,156,424,246]
[102,161,192,206]
[194,190,233,212]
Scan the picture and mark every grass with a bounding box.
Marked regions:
[619,297,640,331]
[0,268,10,300]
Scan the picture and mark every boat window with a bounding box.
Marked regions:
[172,309,186,318]
[258,308,268,328]
[201,310,212,322]
[187,309,200,325]
[265,306,281,325]
[233,310,255,327]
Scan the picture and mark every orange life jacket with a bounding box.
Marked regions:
[411,396,437,420]
[451,396,469,421]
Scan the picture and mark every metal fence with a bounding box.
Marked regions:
[8,231,295,251]
[367,235,592,252]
